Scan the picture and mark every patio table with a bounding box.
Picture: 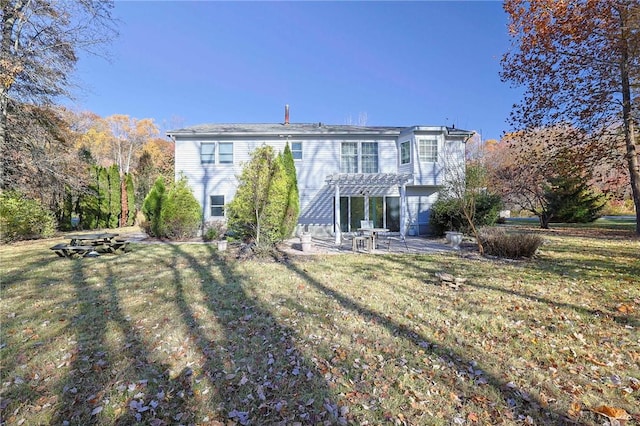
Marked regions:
[357,228,389,249]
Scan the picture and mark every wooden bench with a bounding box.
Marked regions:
[50,244,97,258]
[105,239,130,254]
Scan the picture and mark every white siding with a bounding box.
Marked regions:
[173,126,468,234]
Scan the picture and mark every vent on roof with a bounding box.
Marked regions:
[284,104,290,125]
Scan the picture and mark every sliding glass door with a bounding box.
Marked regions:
[337,196,400,232]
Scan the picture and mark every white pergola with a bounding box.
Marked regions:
[325,173,414,245]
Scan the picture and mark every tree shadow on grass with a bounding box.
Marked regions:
[156,244,343,424]
[50,261,192,425]
[280,254,577,425]
[391,253,639,328]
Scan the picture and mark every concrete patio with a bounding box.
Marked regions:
[280,234,461,255]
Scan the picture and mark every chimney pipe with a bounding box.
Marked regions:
[284,104,290,125]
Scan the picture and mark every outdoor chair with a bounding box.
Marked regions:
[358,220,374,239]
[360,220,373,230]
[380,232,409,252]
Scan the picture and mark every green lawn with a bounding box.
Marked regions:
[1,224,638,425]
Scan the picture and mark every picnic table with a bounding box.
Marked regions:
[50,233,131,258]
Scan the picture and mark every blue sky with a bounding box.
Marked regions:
[71,1,519,141]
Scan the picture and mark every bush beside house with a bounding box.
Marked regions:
[430,192,502,236]
[226,145,299,247]
[141,175,201,239]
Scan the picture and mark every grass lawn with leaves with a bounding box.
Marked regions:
[1,222,638,425]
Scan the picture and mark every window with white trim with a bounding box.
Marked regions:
[418,138,438,162]
[201,142,233,164]
[361,142,378,173]
[400,141,410,164]
[291,142,302,160]
[341,142,358,173]
[201,143,215,164]
[210,195,224,217]
[219,142,233,164]
[340,142,378,173]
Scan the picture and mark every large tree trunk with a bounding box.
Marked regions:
[0,3,16,188]
[619,6,640,234]
[624,120,640,233]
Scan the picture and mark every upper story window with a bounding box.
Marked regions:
[400,141,411,164]
[418,138,438,162]
[201,142,233,164]
[341,142,378,173]
[201,143,216,164]
[341,142,358,173]
[361,142,378,173]
[291,142,302,160]
[219,142,233,164]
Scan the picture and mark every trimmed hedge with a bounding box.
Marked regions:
[479,228,543,259]
[161,177,201,239]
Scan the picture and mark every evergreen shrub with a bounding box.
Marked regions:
[227,145,299,247]
[141,177,167,237]
[430,192,502,236]
[161,177,202,239]
[0,191,56,242]
[203,221,227,242]
[545,176,606,223]
[141,176,201,239]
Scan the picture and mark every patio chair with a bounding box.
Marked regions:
[379,232,409,252]
[360,220,373,230]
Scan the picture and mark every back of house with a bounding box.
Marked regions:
[167,111,472,239]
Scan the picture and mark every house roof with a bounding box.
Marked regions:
[166,123,473,139]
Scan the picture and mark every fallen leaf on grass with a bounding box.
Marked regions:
[585,354,607,366]
[567,401,582,419]
[591,405,631,420]
[616,304,634,313]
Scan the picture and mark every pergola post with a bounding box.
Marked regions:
[364,195,370,222]
[334,183,341,245]
[326,173,413,245]
[400,183,407,239]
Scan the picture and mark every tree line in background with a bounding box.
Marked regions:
[433,0,639,236]
[1,0,638,243]
[500,0,640,234]
[0,106,176,242]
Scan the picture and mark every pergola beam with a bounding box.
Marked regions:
[325,173,414,187]
[326,173,414,244]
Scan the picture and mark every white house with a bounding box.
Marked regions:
[167,109,472,242]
